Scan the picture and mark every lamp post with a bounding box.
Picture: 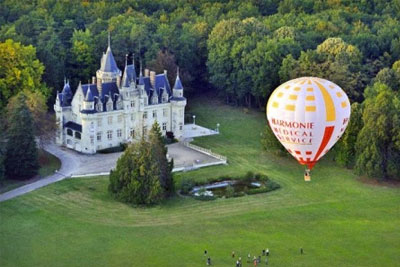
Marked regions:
[193,115,196,125]
[216,123,220,133]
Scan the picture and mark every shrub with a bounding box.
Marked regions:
[225,185,235,198]
[180,178,196,194]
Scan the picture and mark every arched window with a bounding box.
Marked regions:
[75,132,81,140]
[67,129,73,136]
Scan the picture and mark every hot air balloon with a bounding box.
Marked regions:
[266,77,351,181]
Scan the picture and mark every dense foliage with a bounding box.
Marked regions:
[0,39,49,109]
[109,122,173,205]
[4,93,39,180]
[1,0,399,102]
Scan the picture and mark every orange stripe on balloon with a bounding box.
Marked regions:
[311,126,335,169]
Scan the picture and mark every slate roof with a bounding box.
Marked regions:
[85,86,94,101]
[64,121,82,132]
[173,75,183,90]
[100,46,120,73]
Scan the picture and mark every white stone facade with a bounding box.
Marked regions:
[54,43,186,154]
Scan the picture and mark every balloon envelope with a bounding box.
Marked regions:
[266,77,351,170]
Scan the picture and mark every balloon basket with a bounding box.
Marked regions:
[304,169,311,182]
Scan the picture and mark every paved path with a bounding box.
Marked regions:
[0,142,225,202]
[0,144,79,202]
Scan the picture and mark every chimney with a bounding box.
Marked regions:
[150,71,156,88]
[144,68,150,77]
[92,76,96,84]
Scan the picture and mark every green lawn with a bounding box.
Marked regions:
[0,97,399,266]
[0,149,61,193]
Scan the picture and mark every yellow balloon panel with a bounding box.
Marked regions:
[266,77,351,169]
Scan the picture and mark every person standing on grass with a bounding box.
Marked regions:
[262,249,265,256]
[248,253,251,263]
[232,251,235,258]
[207,257,211,265]
[300,248,303,254]
[253,257,258,266]
[266,248,269,256]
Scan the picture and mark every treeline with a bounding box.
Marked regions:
[1,0,400,104]
[1,0,400,180]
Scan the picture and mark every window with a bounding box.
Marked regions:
[67,129,73,136]
[90,136,94,144]
[143,111,147,119]
[108,116,113,125]
[118,115,123,123]
[153,110,157,118]
[162,122,167,131]
[130,129,135,138]
[117,129,122,138]
[107,130,112,140]
[97,132,102,141]
[75,132,81,140]
[179,122,183,131]
[97,118,102,127]
[163,109,167,117]
[130,101,135,108]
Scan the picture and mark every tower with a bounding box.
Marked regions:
[170,68,186,139]
[80,85,96,154]
[96,33,121,95]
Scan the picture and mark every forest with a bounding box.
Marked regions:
[1,0,400,180]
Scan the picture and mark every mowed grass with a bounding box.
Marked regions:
[1,97,399,266]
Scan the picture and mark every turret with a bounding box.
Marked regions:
[170,67,186,140]
[172,67,184,99]
[61,79,72,106]
[96,32,121,95]
[83,86,94,111]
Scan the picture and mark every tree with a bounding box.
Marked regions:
[109,122,174,204]
[0,115,5,181]
[149,122,174,196]
[109,138,163,205]
[147,50,178,88]
[0,39,49,110]
[7,90,55,148]
[355,83,400,180]
[261,123,287,157]
[5,93,39,180]
[335,102,363,168]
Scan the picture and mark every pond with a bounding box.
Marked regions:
[188,178,280,199]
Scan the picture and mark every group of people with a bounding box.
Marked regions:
[205,247,304,266]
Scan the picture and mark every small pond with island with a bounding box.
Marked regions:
[180,172,281,200]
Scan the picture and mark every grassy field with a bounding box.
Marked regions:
[0,97,399,266]
[0,149,61,193]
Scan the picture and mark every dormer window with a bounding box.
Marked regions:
[152,94,158,104]
[96,103,102,112]
[107,102,113,111]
